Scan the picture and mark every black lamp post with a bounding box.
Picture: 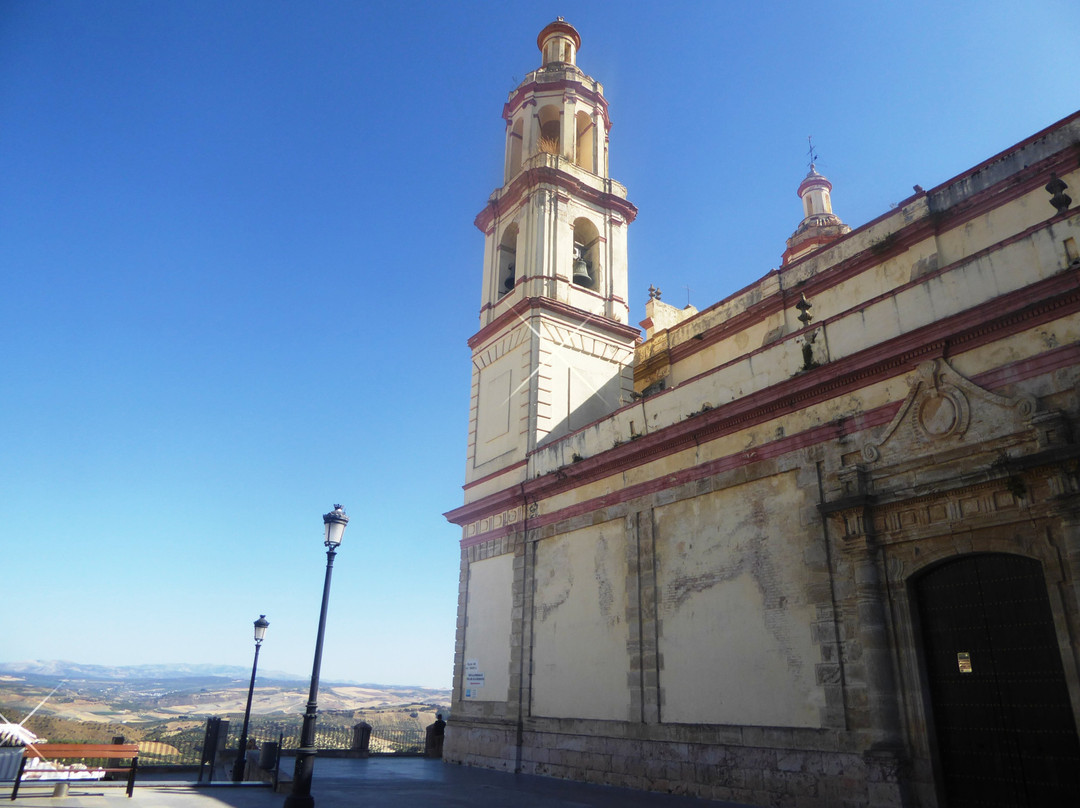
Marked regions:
[283,505,348,808]
[232,614,269,782]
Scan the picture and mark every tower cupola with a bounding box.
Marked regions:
[538,17,580,67]
[798,166,834,219]
[782,163,851,264]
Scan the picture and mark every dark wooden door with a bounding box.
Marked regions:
[915,554,1080,807]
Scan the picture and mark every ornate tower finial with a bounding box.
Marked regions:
[782,140,851,265]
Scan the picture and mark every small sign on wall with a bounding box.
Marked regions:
[464,659,485,698]
[957,651,973,674]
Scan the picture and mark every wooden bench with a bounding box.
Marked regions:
[10,744,139,799]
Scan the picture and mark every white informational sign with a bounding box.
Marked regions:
[464,659,484,699]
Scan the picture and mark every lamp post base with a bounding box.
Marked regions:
[282,795,314,808]
[283,745,318,808]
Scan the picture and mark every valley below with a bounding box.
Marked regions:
[0,661,451,756]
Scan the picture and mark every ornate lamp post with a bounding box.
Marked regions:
[283,505,348,808]
[232,614,269,782]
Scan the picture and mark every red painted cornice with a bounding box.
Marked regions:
[468,296,640,351]
[444,484,525,530]
[474,164,637,233]
[479,275,627,317]
[463,459,528,492]
[505,77,609,122]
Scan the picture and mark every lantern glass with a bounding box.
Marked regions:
[253,615,269,643]
[323,505,349,547]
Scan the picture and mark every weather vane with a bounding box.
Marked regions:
[807,135,818,170]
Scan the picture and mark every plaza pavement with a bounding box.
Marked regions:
[7,757,760,808]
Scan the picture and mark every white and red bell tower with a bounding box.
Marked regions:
[465,19,639,494]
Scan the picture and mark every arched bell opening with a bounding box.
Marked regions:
[571,218,600,290]
[497,224,519,297]
[538,105,562,157]
[575,111,595,173]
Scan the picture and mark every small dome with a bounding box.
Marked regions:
[797,165,833,198]
[538,18,581,67]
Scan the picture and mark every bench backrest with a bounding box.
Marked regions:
[23,744,139,759]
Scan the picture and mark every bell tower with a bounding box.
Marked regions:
[466,19,639,491]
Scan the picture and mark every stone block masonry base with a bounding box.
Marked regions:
[444,721,905,807]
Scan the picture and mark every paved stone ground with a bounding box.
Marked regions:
[6,757,760,808]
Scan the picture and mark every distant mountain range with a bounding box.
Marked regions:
[0,659,307,684]
[0,660,446,692]
[0,660,451,725]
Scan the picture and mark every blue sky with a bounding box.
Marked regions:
[2,2,1078,691]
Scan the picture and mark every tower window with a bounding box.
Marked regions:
[497,224,519,297]
[571,218,600,290]
[538,105,561,156]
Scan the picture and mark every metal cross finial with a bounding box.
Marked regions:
[807,135,818,170]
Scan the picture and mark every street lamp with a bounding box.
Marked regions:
[232,614,269,782]
[283,505,349,808]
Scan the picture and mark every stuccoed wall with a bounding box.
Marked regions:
[653,472,822,728]
[532,520,630,720]
[460,553,513,705]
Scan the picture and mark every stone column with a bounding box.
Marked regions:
[824,466,909,807]
[560,96,575,164]
[626,509,660,724]
[524,100,538,158]
[508,532,536,772]
[842,518,903,748]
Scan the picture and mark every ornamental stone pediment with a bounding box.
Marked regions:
[862,358,1036,464]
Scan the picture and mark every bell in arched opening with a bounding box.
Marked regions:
[572,243,594,288]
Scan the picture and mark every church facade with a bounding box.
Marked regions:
[445,20,1080,807]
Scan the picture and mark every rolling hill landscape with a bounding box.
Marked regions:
[0,661,451,758]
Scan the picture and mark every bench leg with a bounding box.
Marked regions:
[10,757,27,801]
[126,759,138,797]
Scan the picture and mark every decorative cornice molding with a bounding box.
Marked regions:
[474,164,637,233]
[468,296,640,351]
[463,459,528,492]
[505,77,609,122]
